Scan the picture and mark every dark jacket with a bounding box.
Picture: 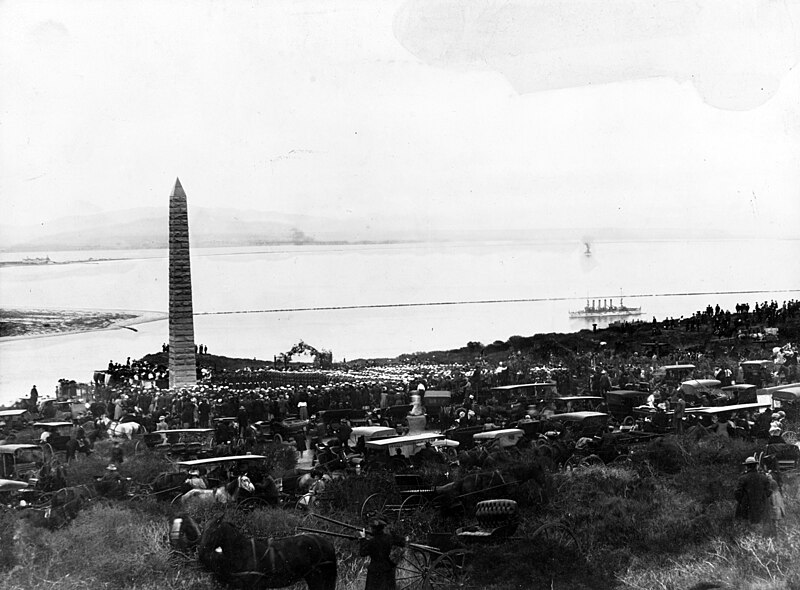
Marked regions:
[735,468,771,523]
[359,529,405,590]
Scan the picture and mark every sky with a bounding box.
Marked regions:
[2,0,800,236]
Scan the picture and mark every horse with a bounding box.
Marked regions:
[169,513,337,590]
[65,437,92,463]
[180,475,255,510]
[104,419,145,439]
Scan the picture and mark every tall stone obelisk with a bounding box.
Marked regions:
[168,178,197,388]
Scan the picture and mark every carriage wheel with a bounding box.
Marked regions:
[578,454,605,468]
[782,431,798,444]
[622,416,636,427]
[426,549,470,589]
[133,440,145,455]
[273,434,283,444]
[396,548,436,590]
[528,521,581,559]
[170,492,185,506]
[360,492,400,524]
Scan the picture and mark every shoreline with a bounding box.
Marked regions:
[0,307,168,342]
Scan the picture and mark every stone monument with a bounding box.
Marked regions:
[168,178,197,388]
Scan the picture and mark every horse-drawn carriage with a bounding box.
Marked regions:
[174,455,289,510]
[362,432,459,473]
[300,497,580,590]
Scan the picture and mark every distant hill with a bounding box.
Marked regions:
[0,206,757,252]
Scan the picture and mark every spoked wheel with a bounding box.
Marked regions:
[360,492,401,524]
[782,431,798,444]
[396,548,469,590]
[528,521,582,563]
[578,454,605,468]
[426,549,470,589]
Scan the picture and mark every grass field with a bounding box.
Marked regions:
[1,435,799,590]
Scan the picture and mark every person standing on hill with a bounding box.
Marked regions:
[735,457,771,525]
[358,518,407,590]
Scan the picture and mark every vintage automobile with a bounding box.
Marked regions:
[444,424,501,449]
[364,432,459,471]
[605,390,651,422]
[143,428,216,457]
[546,412,609,437]
[250,417,309,444]
[740,360,774,389]
[720,384,758,405]
[0,409,33,431]
[316,409,370,434]
[52,400,90,421]
[0,444,44,481]
[472,428,525,448]
[33,422,74,451]
[422,390,452,423]
[679,379,729,407]
[529,396,604,416]
[772,386,800,420]
[348,426,397,448]
[656,364,696,387]
[488,382,559,404]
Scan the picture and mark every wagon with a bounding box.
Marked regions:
[300,499,581,590]
[176,454,276,508]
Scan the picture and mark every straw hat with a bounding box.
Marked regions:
[743,456,758,466]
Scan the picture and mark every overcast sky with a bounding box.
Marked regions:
[2,0,799,235]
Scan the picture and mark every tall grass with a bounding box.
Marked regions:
[4,435,799,589]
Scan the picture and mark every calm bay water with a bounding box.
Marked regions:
[1,239,798,404]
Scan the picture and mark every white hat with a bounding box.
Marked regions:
[743,456,758,465]
[106,463,118,471]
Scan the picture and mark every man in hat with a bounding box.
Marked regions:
[358,517,407,589]
[735,456,772,525]
[96,463,124,498]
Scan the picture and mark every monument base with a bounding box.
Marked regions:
[407,414,427,434]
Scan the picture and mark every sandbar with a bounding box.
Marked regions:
[0,307,167,341]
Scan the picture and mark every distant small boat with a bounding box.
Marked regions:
[569,297,643,319]
[584,243,591,257]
